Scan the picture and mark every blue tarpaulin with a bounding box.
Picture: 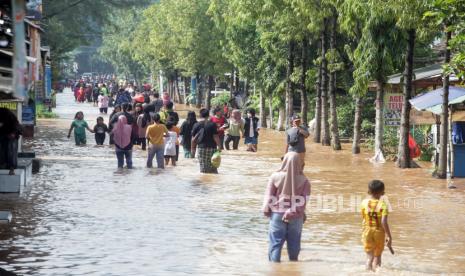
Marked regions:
[453,122,465,144]
[409,86,465,113]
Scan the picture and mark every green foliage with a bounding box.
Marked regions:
[211,94,231,107]
[42,0,150,67]
[36,104,58,119]
[419,144,434,161]
[41,0,463,158]
[364,126,399,158]
[99,8,148,80]
[133,0,227,78]
[361,119,375,137]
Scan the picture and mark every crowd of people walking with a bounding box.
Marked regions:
[66,77,391,271]
[67,78,261,174]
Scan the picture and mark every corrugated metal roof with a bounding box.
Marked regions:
[410,86,465,113]
[387,64,443,84]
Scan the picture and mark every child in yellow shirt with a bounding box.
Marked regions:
[360,180,392,271]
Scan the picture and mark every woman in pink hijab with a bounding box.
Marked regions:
[112,115,133,169]
[263,151,311,262]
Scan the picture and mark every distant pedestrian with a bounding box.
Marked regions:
[132,104,143,145]
[109,103,135,127]
[78,86,86,103]
[262,152,310,262]
[164,122,178,166]
[136,107,152,151]
[210,107,227,150]
[115,88,132,106]
[191,108,221,174]
[285,115,309,167]
[92,84,99,106]
[98,93,109,114]
[162,92,171,106]
[159,102,179,125]
[146,114,168,169]
[85,84,92,102]
[100,83,109,96]
[244,108,260,152]
[108,105,121,145]
[93,116,109,146]
[151,92,164,114]
[170,119,181,161]
[179,111,197,158]
[112,115,133,169]
[223,102,230,119]
[0,108,22,175]
[225,109,244,150]
[67,111,94,145]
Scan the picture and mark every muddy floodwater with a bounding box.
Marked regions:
[0,89,465,275]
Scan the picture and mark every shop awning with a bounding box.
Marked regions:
[410,86,465,114]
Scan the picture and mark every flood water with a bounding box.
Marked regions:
[0,89,465,275]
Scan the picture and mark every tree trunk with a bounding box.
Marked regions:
[285,40,296,129]
[329,14,341,150]
[183,76,190,105]
[314,51,322,143]
[168,77,174,100]
[277,106,285,131]
[268,93,274,129]
[397,29,416,168]
[134,71,142,92]
[301,37,309,126]
[321,19,330,146]
[196,73,201,108]
[437,30,452,179]
[374,78,385,159]
[244,78,249,100]
[235,70,240,95]
[260,89,267,128]
[352,96,362,154]
[174,70,183,104]
[230,67,234,99]
[205,75,214,111]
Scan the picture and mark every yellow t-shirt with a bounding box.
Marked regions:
[360,198,388,228]
[146,124,168,146]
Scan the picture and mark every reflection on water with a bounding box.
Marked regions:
[0,89,464,275]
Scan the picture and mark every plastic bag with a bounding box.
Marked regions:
[211,151,221,168]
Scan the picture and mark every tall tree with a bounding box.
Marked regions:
[285,40,296,128]
[392,0,429,168]
[424,0,464,178]
[300,37,310,126]
[320,19,331,146]
[314,53,322,143]
[42,0,149,73]
[342,0,404,161]
[328,11,341,150]
[437,30,452,178]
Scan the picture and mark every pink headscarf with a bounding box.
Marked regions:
[112,115,132,148]
[272,152,307,197]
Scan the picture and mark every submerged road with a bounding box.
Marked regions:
[0,89,464,275]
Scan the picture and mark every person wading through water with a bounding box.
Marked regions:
[262,152,311,262]
[191,108,221,174]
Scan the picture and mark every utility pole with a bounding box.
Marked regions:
[12,0,27,100]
